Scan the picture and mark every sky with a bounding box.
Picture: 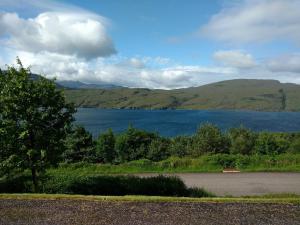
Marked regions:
[0,0,300,89]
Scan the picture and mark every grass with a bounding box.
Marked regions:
[49,154,300,175]
[0,193,300,204]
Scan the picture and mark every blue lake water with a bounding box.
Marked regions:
[75,108,300,137]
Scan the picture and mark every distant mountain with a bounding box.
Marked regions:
[56,80,122,89]
[64,79,300,111]
[29,73,65,89]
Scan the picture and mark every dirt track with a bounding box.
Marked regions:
[0,199,299,225]
[138,172,300,196]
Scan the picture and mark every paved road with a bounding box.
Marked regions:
[138,172,300,196]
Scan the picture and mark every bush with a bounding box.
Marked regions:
[147,138,171,161]
[288,137,300,153]
[45,175,190,197]
[115,126,158,162]
[191,123,230,156]
[228,126,257,155]
[0,173,213,198]
[187,187,215,197]
[0,174,33,193]
[48,174,215,197]
[96,129,116,163]
[169,136,191,157]
[208,154,238,168]
[254,132,291,155]
[63,126,96,163]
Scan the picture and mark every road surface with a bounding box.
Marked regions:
[138,172,300,196]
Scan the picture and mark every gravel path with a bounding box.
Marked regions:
[138,172,300,196]
[0,199,299,225]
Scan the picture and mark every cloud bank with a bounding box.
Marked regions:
[213,50,256,69]
[201,0,300,44]
[0,11,116,59]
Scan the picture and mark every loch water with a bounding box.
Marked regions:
[75,108,300,137]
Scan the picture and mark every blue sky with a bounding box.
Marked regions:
[0,0,300,88]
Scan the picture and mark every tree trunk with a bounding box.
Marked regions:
[31,166,38,193]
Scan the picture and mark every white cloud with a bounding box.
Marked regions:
[126,58,146,69]
[267,54,300,73]
[201,0,300,44]
[2,50,300,89]
[213,50,256,69]
[0,11,116,59]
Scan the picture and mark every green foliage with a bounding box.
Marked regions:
[254,132,291,155]
[0,173,213,198]
[169,136,191,157]
[0,174,33,193]
[192,123,230,156]
[96,129,116,163]
[228,126,257,155]
[63,126,96,163]
[115,126,158,162]
[147,137,171,161]
[288,136,300,153]
[0,60,75,191]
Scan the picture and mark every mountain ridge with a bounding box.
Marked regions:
[63,79,300,111]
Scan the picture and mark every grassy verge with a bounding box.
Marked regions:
[50,153,300,175]
[0,193,299,204]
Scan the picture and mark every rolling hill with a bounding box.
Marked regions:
[63,79,300,111]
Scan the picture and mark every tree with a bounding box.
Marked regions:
[169,136,191,157]
[288,136,300,153]
[115,126,158,162]
[254,132,290,155]
[0,59,75,192]
[147,138,171,161]
[96,129,116,163]
[228,126,257,155]
[191,123,230,156]
[63,126,96,163]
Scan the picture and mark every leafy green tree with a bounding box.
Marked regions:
[63,126,96,163]
[115,126,158,162]
[254,132,290,155]
[288,136,300,153]
[228,126,257,155]
[169,136,191,157]
[0,59,75,191]
[192,123,230,156]
[96,129,116,163]
[147,138,171,161]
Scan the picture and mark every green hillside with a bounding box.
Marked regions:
[64,79,300,111]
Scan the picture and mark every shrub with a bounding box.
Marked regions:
[96,129,116,163]
[147,138,171,161]
[42,174,214,197]
[288,137,300,153]
[115,126,158,162]
[169,136,191,157]
[187,187,215,197]
[228,126,257,155]
[63,126,96,163]
[0,174,33,193]
[254,132,291,155]
[208,154,238,168]
[192,123,230,156]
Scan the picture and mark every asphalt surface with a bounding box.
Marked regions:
[1,199,299,225]
[138,172,300,196]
